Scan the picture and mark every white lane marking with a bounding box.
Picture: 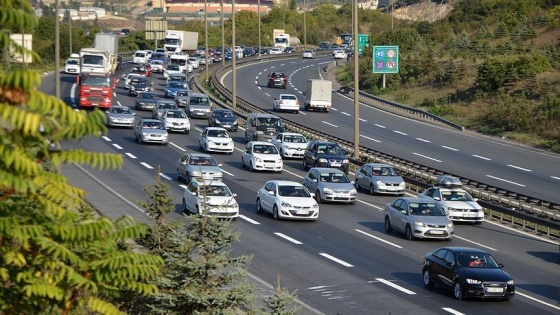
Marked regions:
[453,235,497,251]
[140,162,154,169]
[360,135,381,143]
[264,92,270,97]
[486,175,526,187]
[308,285,337,290]
[442,308,465,315]
[179,184,188,190]
[356,200,384,210]
[483,219,559,245]
[112,144,123,150]
[330,108,338,111]
[169,142,187,151]
[102,136,112,142]
[159,173,172,180]
[359,118,367,122]
[355,229,403,248]
[473,154,491,160]
[257,86,262,90]
[416,137,431,143]
[319,253,354,267]
[374,124,386,129]
[318,61,331,64]
[374,278,416,295]
[552,176,560,181]
[507,164,532,172]
[441,146,459,151]
[516,291,560,311]
[254,80,258,85]
[239,214,260,225]
[275,232,303,244]
[222,169,235,176]
[322,121,338,128]
[413,153,442,162]
[299,111,307,115]
[393,130,407,135]
[117,100,122,106]
[341,112,351,116]
[125,153,137,159]
[70,83,77,106]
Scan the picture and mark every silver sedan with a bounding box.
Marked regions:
[176,153,223,184]
[302,168,356,204]
[105,106,135,128]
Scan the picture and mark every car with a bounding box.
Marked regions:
[182,178,239,219]
[333,49,347,59]
[241,141,283,173]
[303,168,357,204]
[152,100,178,120]
[135,92,159,111]
[260,47,269,55]
[174,89,192,107]
[269,47,283,55]
[124,73,144,89]
[384,197,454,240]
[208,109,238,131]
[223,52,233,61]
[121,28,131,36]
[163,64,182,79]
[166,73,188,85]
[105,106,135,128]
[198,127,234,154]
[273,94,300,113]
[134,118,168,145]
[256,180,319,221]
[422,247,515,300]
[284,47,295,54]
[418,176,484,224]
[128,76,151,96]
[302,140,350,174]
[161,109,190,134]
[177,153,223,184]
[271,132,308,159]
[354,163,406,195]
[267,72,287,89]
[198,55,213,65]
[243,47,255,57]
[64,54,81,74]
[185,93,212,119]
[149,59,166,73]
[302,49,316,59]
[130,64,151,77]
[164,81,188,98]
[244,113,284,142]
[188,57,200,69]
[116,54,122,70]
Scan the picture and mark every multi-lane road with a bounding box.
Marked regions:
[41,58,560,314]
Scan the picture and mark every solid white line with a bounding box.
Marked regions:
[341,112,351,116]
[360,135,381,143]
[483,219,559,245]
[442,307,465,315]
[222,169,235,176]
[102,136,112,142]
[516,291,560,311]
[117,101,122,106]
[358,118,367,122]
[472,154,491,160]
[374,278,416,294]
[70,83,77,106]
[552,176,560,181]
[264,92,270,97]
[125,152,137,159]
[275,232,303,244]
[299,111,307,115]
[393,130,407,135]
[355,229,403,248]
[486,175,526,187]
[322,121,338,128]
[238,214,260,225]
[330,108,338,111]
[507,164,532,172]
[413,153,442,162]
[158,173,172,180]
[416,137,431,143]
[453,235,497,251]
[169,142,187,151]
[374,124,386,129]
[112,144,123,150]
[441,145,459,151]
[319,253,354,267]
[140,162,154,169]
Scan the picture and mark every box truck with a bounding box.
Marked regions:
[304,79,332,112]
[94,33,119,74]
[164,30,199,55]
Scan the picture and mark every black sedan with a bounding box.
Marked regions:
[422,247,515,301]
[208,109,238,132]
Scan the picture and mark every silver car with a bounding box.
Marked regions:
[354,163,406,195]
[105,106,135,128]
[303,168,357,205]
[134,118,168,145]
[152,100,178,120]
[384,197,454,240]
[174,89,192,107]
[176,153,223,184]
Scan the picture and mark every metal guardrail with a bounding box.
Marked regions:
[190,53,560,239]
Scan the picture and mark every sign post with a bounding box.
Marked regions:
[373,46,399,89]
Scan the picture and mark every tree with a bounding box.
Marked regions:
[262,274,301,315]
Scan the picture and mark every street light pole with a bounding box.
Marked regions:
[68,10,72,55]
[232,0,236,109]
[55,0,60,99]
[303,0,306,50]
[221,0,224,65]
[258,0,261,57]
[353,0,359,159]
[204,0,208,82]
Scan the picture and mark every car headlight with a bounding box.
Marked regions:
[506,280,515,285]
[349,189,357,195]
[414,221,426,227]
[323,187,335,194]
[376,180,384,186]
[466,278,482,285]
[447,222,454,228]
[276,158,282,164]
[343,159,349,164]
[255,157,262,163]
[191,171,201,176]
[139,102,145,106]
[142,132,149,137]
[318,158,327,163]
[399,182,406,187]
[280,201,291,208]
[214,119,221,124]
[448,207,459,211]
[312,203,319,209]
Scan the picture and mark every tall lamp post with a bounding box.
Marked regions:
[353,0,359,159]
[258,0,261,57]
[204,0,208,81]
[68,10,72,55]
[55,0,60,99]
[221,0,224,65]
[303,0,306,50]
[232,0,236,109]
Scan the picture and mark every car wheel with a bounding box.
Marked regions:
[256,198,264,213]
[182,199,189,215]
[273,205,280,220]
[305,104,310,111]
[423,269,434,288]
[315,190,322,204]
[185,174,191,184]
[384,217,393,233]
[405,224,414,240]
[354,179,360,191]
[185,129,190,135]
[302,159,308,170]
[177,169,182,180]
[240,157,245,169]
[453,282,464,300]
[199,143,204,151]
[249,162,254,172]
[369,184,375,195]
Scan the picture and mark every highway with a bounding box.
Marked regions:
[39,60,560,314]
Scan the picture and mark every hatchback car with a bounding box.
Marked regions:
[198,127,234,154]
[302,49,316,59]
[422,247,515,300]
[128,77,151,96]
[241,141,283,173]
[105,106,135,128]
[185,93,212,119]
[354,163,406,195]
[164,81,188,98]
[333,49,347,59]
[269,47,283,55]
[176,153,223,184]
[130,64,151,77]
[272,132,308,159]
[124,73,144,89]
[208,109,238,131]
[134,119,168,145]
[163,65,182,79]
[149,59,166,73]
[152,100,178,120]
[302,140,349,174]
[161,109,190,134]
[384,197,454,240]
[256,180,319,221]
[174,90,192,107]
[135,92,159,111]
[273,94,300,113]
[182,179,239,219]
[303,168,357,204]
[267,72,287,89]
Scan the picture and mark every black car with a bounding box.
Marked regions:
[208,109,238,132]
[243,47,255,57]
[128,77,151,96]
[267,72,287,89]
[284,47,295,54]
[116,54,123,70]
[422,247,515,301]
[302,140,349,174]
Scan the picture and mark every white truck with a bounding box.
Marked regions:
[94,33,119,74]
[79,48,111,74]
[304,79,332,112]
[164,30,199,55]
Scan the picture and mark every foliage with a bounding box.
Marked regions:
[261,274,301,315]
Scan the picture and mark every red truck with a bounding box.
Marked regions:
[76,72,115,109]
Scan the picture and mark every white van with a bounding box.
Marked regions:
[133,50,150,64]
[65,53,81,74]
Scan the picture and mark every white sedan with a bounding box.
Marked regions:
[182,178,239,219]
[269,47,284,55]
[273,94,300,113]
[333,49,348,59]
[161,109,190,134]
[256,180,319,221]
[241,141,283,172]
[272,132,308,159]
[198,127,234,154]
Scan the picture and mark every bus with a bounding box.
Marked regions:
[339,33,353,46]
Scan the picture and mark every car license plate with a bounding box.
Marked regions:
[386,186,397,191]
[486,287,504,293]
[296,210,308,215]
[264,163,275,168]
[465,213,477,217]
[330,163,341,167]
[431,230,444,234]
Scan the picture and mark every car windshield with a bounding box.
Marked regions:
[167,65,180,71]
[158,102,176,109]
[283,135,306,143]
[177,91,190,97]
[168,82,184,88]
[456,253,500,268]
[372,167,398,176]
[189,157,218,166]
[201,185,232,196]
[166,110,186,118]
[319,172,350,183]
[207,129,229,138]
[317,144,343,155]
[132,78,148,84]
[151,60,164,65]
[256,117,283,131]
[441,190,474,202]
[110,107,131,114]
[281,95,297,100]
[215,111,234,118]
[253,145,279,154]
[66,59,79,65]
[142,121,164,129]
[190,96,210,105]
[140,93,157,100]
[278,185,310,197]
[409,202,446,216]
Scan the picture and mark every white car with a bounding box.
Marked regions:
[302,49,316,59]
[256,180,319,221]
[188,57,200,69]
[124,73,144,89]
[241,141,283,172]
[198,127,234,154]
[273,94,300,113]
[333,49,347,59]
[272,132,308,159]
[182,178,239,219]
[163,65,182,79]
[269,47,284,55]
[161,109,190,134]
[149,60,165,73]
[64,54,81,74]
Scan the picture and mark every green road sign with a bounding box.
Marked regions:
[373,46,399,74]
[357,34,369,55]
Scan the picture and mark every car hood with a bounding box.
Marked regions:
[279,196,317,207]
[189,105,212,110]
[281,142,307,150]
[207,136,233,143]
[206,196,238,207]
[164,117,189,124]
[141,128,166,135]
[213,117,237,123]
[251,153,281,160]
[319,182,355,191]
[317,154,347,161]
[187,165,222,174]
[442,201,482,210]
[108,113,134,119]
[165,87,184,91]
[372,175,404,184]
[131,83,149,88]
[409,215,451,226]
[457,267,513,282]
[138,99,158,104]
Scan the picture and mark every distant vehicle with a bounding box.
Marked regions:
[302,50,316,59]
[354,163,406,195]
[273,93,300,113]
[133,50,150,64]
[271,132,308,159]
[284,47,295,53]
[124,73,143,89]
[129,64,151,77]
[339,33,353,46]
[166,73,188,85]
[267,72,287,89]
[135,91,159,111]
[105,106,135,128]
[134,118,168,145]
[161,109,190,134]
[149,59,166,73]
[303,168,357,204]
[304,79,332,112]
[185,93,212,119]
[256,180,319,221]
[176,153,223,184]
[152,100,178,120]
[243,47,255,57]
[198,127,234,154]
[188,57,200,69]
[64,53,81,74]
[384,197,454,240]
[128,76,151,96]
[182,179,239,219]
[163,64,182,79]
[302,140,349,174]
[269,47,283,55]
[208,109,238,131]
[121,29,131,36]
[164,81,188,98]
[241,141,283,173]
[333,49,347,59]
[422,247,515,300]
[174,89,192,107]
[244,113,284,142]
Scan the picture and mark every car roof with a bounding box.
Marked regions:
[249,141,276,146]
[138,91,157,96]
[250,113,279,118]
[279,132,304,136]
[193,180,228,187]
[310,167,346,173]
[395,197,437,203]
[184,152,214,158]
[438,247,490,255]
[204,127,227,131]
[364,163,393,168]
[140,118,160,123]
[311,139,339,145]
[110,105,129,109]
[278,93,297,97]
[267,180,304,186]
[189,93,208,97]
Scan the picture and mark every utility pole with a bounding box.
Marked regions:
[303,0,306,50]
[353,0,359,159]
[258,0,261,57]
[204,0,208,82]
[55,0,60,99]
[232,0,236,109]
[221,0,224,64]
[68,10,72,55]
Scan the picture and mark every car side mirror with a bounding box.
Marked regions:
[277,139,282,143]
[190,191,196,195]
[267,190,275,195]
[434,197,441,201]
[474,198,479,202]
[312,179,318,183]
[232,193,238,197]
[400,209,407,215]
[218,163,223,167]
[498,263,504,268]
[310,192,315,198]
